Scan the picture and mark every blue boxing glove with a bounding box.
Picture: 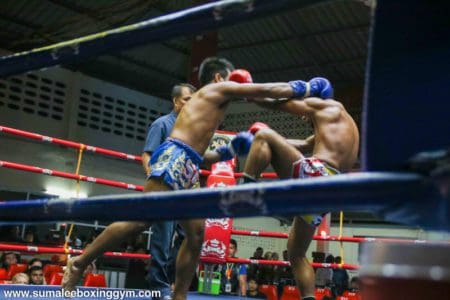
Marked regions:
[216,132,254,161]
[288,77,333,99]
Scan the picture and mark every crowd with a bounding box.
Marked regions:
[213,242,359,299]
[0,225,129,287]
[0,225,359,298]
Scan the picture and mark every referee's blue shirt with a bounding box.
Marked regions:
[143,111,177,154]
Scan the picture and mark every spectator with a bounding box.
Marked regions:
[271,252,279,261]
[247,278,265,298]
[315,255,334,287]
[73,237,83,250]
[11,273,29,284]
[270,252,281,284]
[250,247,264,260]
[248,247,264,280]
[258,252,274,284]
[282,250,288,261]
[332,256,349,297]
[1,252,20,269]
[23,228,39,244]
[216,239,247,296]
[276,250,294,296]
[349,276,360,291]
[28,258,43,269]
[263,252,272,260]
[29,266,45,285]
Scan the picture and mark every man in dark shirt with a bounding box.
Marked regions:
[332,256,349,297]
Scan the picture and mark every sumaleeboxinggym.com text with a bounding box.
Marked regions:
[2,288,160,299]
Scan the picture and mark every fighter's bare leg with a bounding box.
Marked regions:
[243,128,304,179]
[62,178,170,291]
[288,216,316,299]
[62,221,149,291]
[173,219,205,300]
[244,129,316,298]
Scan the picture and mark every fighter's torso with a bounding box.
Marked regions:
[312,104,360,172]
[170,90,229,155]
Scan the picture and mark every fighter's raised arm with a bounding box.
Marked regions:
[251,96,339,118]
[199,69,333,107]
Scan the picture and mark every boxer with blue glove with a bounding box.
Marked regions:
[237,93,359,300]
[228,69,333,102]
[215,132,254,161]
[289,77,333,99]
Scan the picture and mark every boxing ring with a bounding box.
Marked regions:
[0,0,449,299]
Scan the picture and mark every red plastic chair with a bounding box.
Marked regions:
[83,273,107,287]
[259,284,278,300]
[315,287,333,300]
[43,264,63,283]
[339,291,362,300]
[0,269,8,280]
[48,272,64,285]
[280,285,301,300]
[6,264,28,279]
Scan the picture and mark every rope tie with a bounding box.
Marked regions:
[64,144,85,253]
[339,211,345,266]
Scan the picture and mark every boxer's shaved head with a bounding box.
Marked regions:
[198,57,234,86]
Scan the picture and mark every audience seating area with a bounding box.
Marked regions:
[83,273,107,288]
[0,263,107,288]
[43,264,63,283]
[336,291,362,300]
[260,284,361,300]
[48,272,64,285]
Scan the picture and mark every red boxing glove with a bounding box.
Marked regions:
[248,122,270,135]
[229,69,253,84]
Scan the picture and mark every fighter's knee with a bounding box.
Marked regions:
[254,128,276,141]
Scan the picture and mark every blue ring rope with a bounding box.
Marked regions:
[0,0,319,77]
[0,172,446,230]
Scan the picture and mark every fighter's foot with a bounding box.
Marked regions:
[61,257,85,292]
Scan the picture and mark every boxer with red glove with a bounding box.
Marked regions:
[215,131,254,161]
[289,77,333,99]
[248,122,270,135]
[229,69,253,84]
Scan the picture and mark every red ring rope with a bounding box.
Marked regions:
[0,160,143,191]
[0,126,141,161]
[0,243,359,269]
[0,242,150,260]
[230,229,443,244]
[0,125,278,179]
[225,257,359,270]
